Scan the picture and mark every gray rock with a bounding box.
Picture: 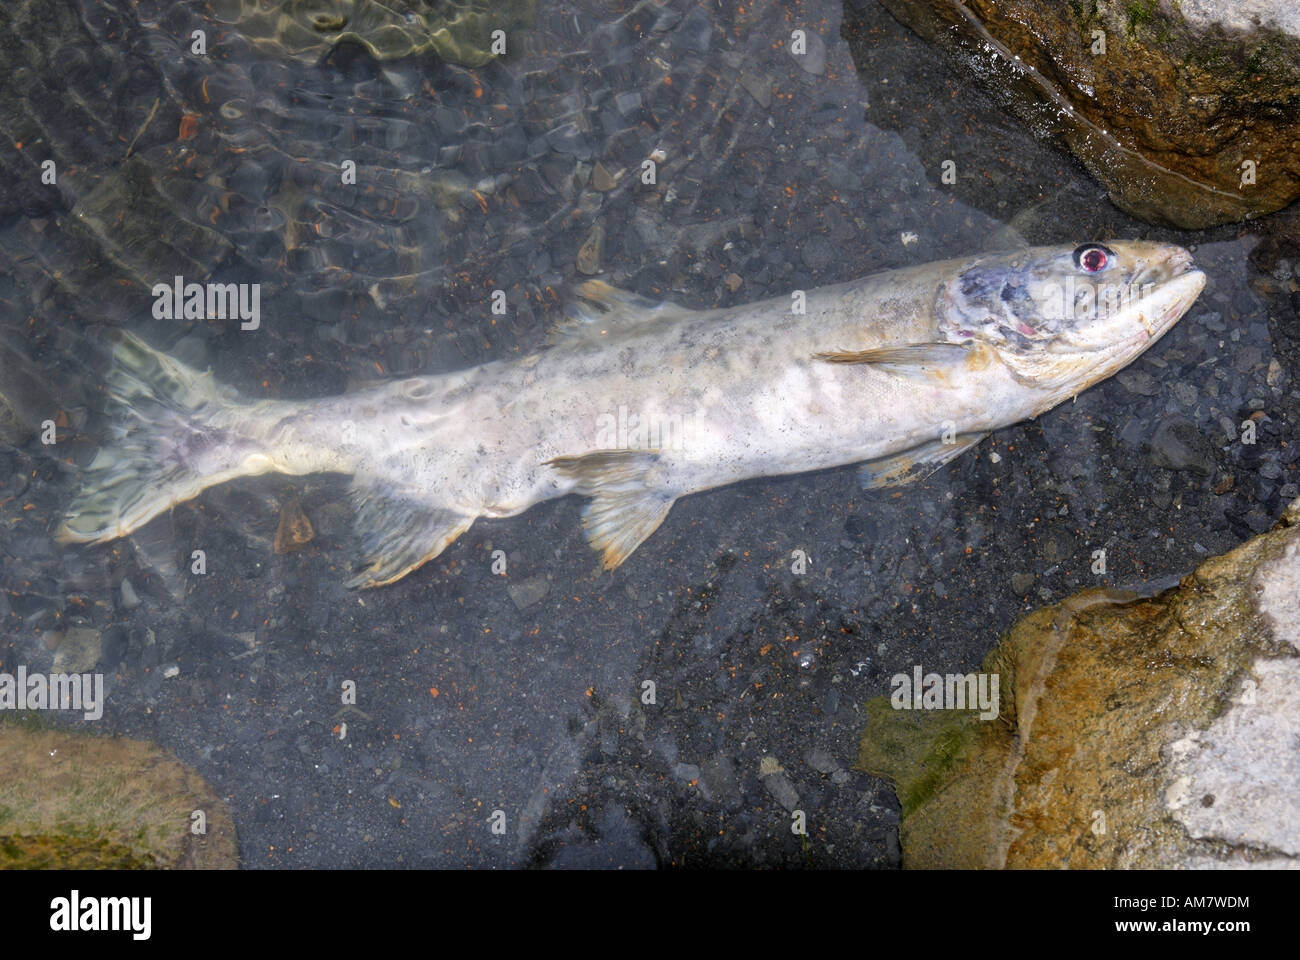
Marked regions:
[506,576,549,610]
[672,762,702,784]
[791,30,827,75]
[1148,417,1215,475]
[119,577,140,610]
[764,772,801,812]
[702,754,741,809]
[806,748,839,775]
[52,627,102,674]
[1011,572,1035,596]
[739,71,773,109]
[1117,369,1160,396]
[801,234,836,271]
[1172,381,1199,407]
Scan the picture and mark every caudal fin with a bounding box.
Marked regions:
[57,332,256,544]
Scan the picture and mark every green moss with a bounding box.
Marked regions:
[1068,0,1101,32]
[0,724,238,869]
[854,697,986,818]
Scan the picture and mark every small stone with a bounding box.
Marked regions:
[614,91,643,115]
[274,497,314,554]
[163,665,180,679]
[791,30,827,75]
[1267,358,1287,391]
[1172,381,1199,407]
[806,748,838,774]
[724,273,743,293]
[119,577,140,610]
[1148,417,1215,475]
[1117,369,1160,396]
[576,223,605,275]
[591,162,619,192]
[759,755,784,776]
[1011,573,1035,596]
[672,762,701,783]
[506,575,549,610]
[801,234,835,270]
[52,628,102,674]
[763,772,801,811]
[739,71,772,108]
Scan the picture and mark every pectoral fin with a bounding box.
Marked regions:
[549,281,694,346]
[547,450,676,569]
[858,433,988,489]
[814,343,971,380]
[346,481,476,588]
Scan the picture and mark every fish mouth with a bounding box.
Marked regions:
[1148,266,1206,340]
[1047,264,1206,356]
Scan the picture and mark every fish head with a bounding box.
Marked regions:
[937,241,1206,396]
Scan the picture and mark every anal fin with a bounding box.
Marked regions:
[858,433,988,489]
[347,482,476,588]
[547,450,676,570]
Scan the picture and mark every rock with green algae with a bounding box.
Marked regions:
[850,0,1300,228]
[0,721,239,869]
[856,499,1300,868]
[208,0,538,67]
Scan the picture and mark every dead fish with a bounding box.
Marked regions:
[57,242,1205,587]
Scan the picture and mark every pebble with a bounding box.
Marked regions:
[1172,381,1198,407]
[52,627,102,674]
[506,576,549,610]
[576,223,605,274]
[1267,358,1287,390]
[1118,369,1160,396]
[120,577,140,610]
[792,30,827,76]
[801,234,836,270]
[739,71,772,108]
[764,772,801,812]
[1011,572,1035,596]
[591,162,619,192]
[672,762,701,783]
[806,748,838,775]
[1148,417,1215,475]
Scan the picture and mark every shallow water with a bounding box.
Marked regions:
[1,0,1296,867]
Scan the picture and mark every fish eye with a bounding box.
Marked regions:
[1073,244,1114,273]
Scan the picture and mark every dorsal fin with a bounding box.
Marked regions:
[547,281,696,346]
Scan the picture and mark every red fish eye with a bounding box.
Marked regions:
[1073,244,1113,273]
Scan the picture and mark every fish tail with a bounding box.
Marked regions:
[57,331,263,544]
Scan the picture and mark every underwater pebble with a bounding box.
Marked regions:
[806,748,838,775]
[763,772,801,812]
[506,576,549,610]
[1148,417,1215,475]
[119,577,139,610]
[1118,369,1160,396]
[673,762,701,784]
[791,30,827,75]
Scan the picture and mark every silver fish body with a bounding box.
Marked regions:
[59,242,1206,586]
